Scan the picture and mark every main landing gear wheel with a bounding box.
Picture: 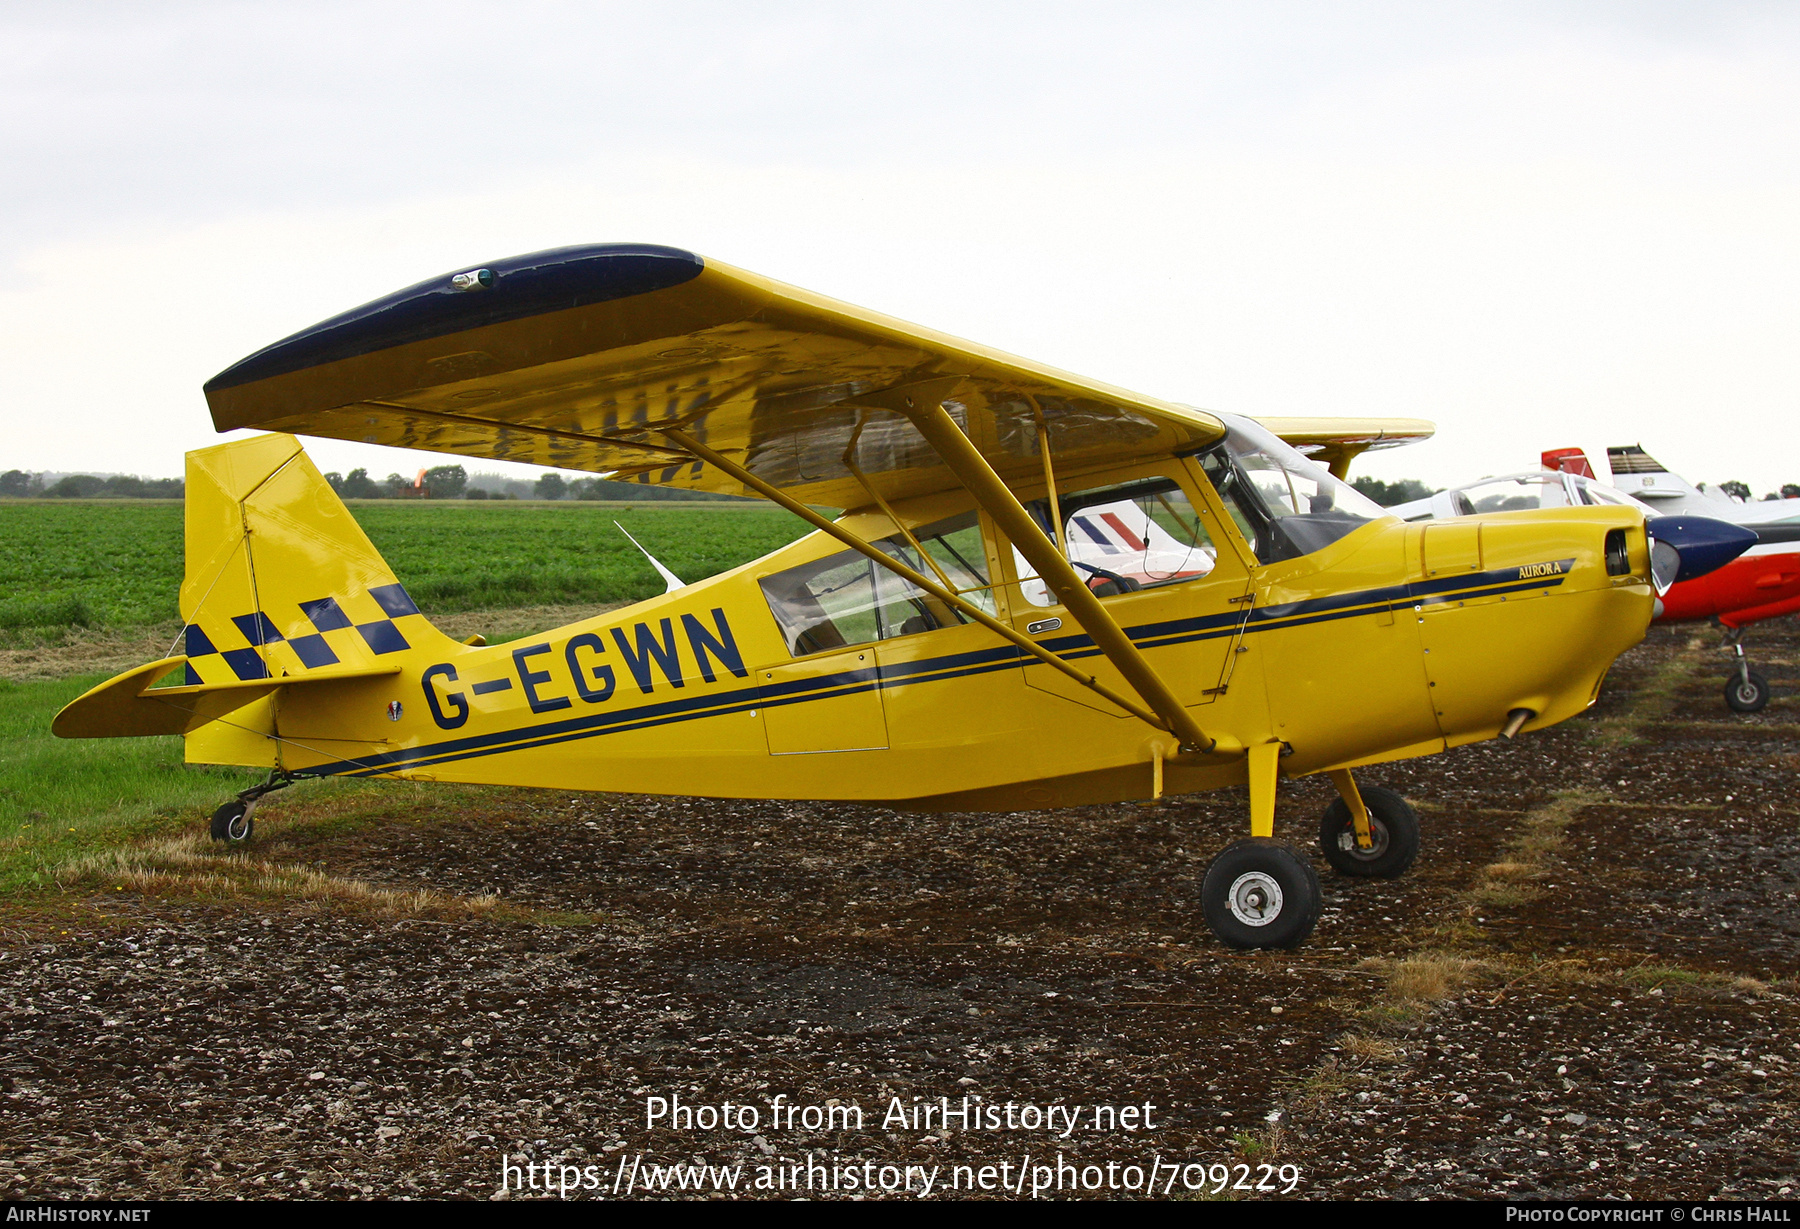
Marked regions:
[1201,838,1322,950]
[1318,786,1421,879]
[209,800,254,844]
[1725,670,1770,714]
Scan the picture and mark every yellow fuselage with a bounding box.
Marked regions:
[188,459,1653,813]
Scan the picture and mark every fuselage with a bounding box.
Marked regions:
[184,431,1657,812]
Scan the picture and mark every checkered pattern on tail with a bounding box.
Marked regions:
[178,434,440,686]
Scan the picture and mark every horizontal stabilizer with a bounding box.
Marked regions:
[52,657,399,739]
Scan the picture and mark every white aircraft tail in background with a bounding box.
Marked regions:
[1605,445,1800,524]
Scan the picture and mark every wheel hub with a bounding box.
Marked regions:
[1336,818,1390,859]
[1226,871,1284,927]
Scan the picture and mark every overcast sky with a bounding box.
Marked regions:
[4,1,1798,491]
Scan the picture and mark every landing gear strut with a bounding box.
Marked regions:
[208,770,296,844]
[1722,630,1771,714]
[1198,742,1324,949]
[1318,782,1421,879]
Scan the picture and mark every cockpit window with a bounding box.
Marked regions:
[760,511,995,657]
[1197,416,1389,564]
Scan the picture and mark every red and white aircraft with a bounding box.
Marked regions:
[1396,449,1789,712]
[1563,448,1800,711]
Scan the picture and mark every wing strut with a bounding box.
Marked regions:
[657,429,1174,732]
[896,391,1217,754]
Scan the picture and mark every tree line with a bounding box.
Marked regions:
[1,471,184,498]
[322,465,745,501]
[9,465,1796,507]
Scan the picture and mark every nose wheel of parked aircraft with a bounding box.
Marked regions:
[1725,671,1770,713]
[1723,636,1772,714]
[1201,839,1322,949]
[1318,785,1421,878]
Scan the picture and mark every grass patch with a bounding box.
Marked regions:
[0,594,98,634]
[1611,965,1766,996]
[1384,952,1492,1002]
[60,833,502,917]
[0,669,617,918]
[56,784,613,922]
[1467,881,1542,908]
[0,503,185,642]
[357,502,804,614]
[1586,642,1706,747]
[1339,1033,1402,1064]
[0,673,265,891]
[1465,789,1599,912]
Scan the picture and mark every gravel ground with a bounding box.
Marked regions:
[2,621,1796,1200]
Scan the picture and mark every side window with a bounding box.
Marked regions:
[1013,477,1220,608]
[760,512,997,657]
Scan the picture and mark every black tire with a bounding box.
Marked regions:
[1318,785,1421,879]
[1201,838,1322,950]
[209,800,253,843]
[1725,670,1770,714]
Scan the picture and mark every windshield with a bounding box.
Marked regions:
[1460,475,1557,513]
[1448,472,1655,515]
[1197,415,1390,564]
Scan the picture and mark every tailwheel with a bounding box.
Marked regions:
[207,769,296,844]
[1725,670,1770,714]
[1201,838,1321,950]
[1318,785,1420,879]
[209,800,254,844]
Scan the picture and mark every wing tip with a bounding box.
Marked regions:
[204,242,706,395]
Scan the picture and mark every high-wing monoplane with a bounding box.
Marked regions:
[54,244,1717,948]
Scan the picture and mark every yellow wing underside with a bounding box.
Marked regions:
[204,248,1430,507]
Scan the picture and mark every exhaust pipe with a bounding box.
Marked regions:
[1499,708,1534,740]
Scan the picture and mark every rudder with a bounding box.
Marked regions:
[179,434,447,688]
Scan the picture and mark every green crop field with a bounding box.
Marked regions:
[0,502,186,636]
[0,499,810,641]
[0,673,265,891]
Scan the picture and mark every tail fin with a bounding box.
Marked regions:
[1605,444,1704,503]
[1606,444,1670,476]
[179,433,446,687]
[1540,447,1595,478]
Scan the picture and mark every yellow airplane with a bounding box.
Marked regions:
[56,244,1672,949]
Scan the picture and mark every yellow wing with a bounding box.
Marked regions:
[1255,416,1436,479]
[204,245,1228,509]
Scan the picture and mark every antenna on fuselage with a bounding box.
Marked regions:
[614,521,686,593]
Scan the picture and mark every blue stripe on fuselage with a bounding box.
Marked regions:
[296,562,1572,779]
